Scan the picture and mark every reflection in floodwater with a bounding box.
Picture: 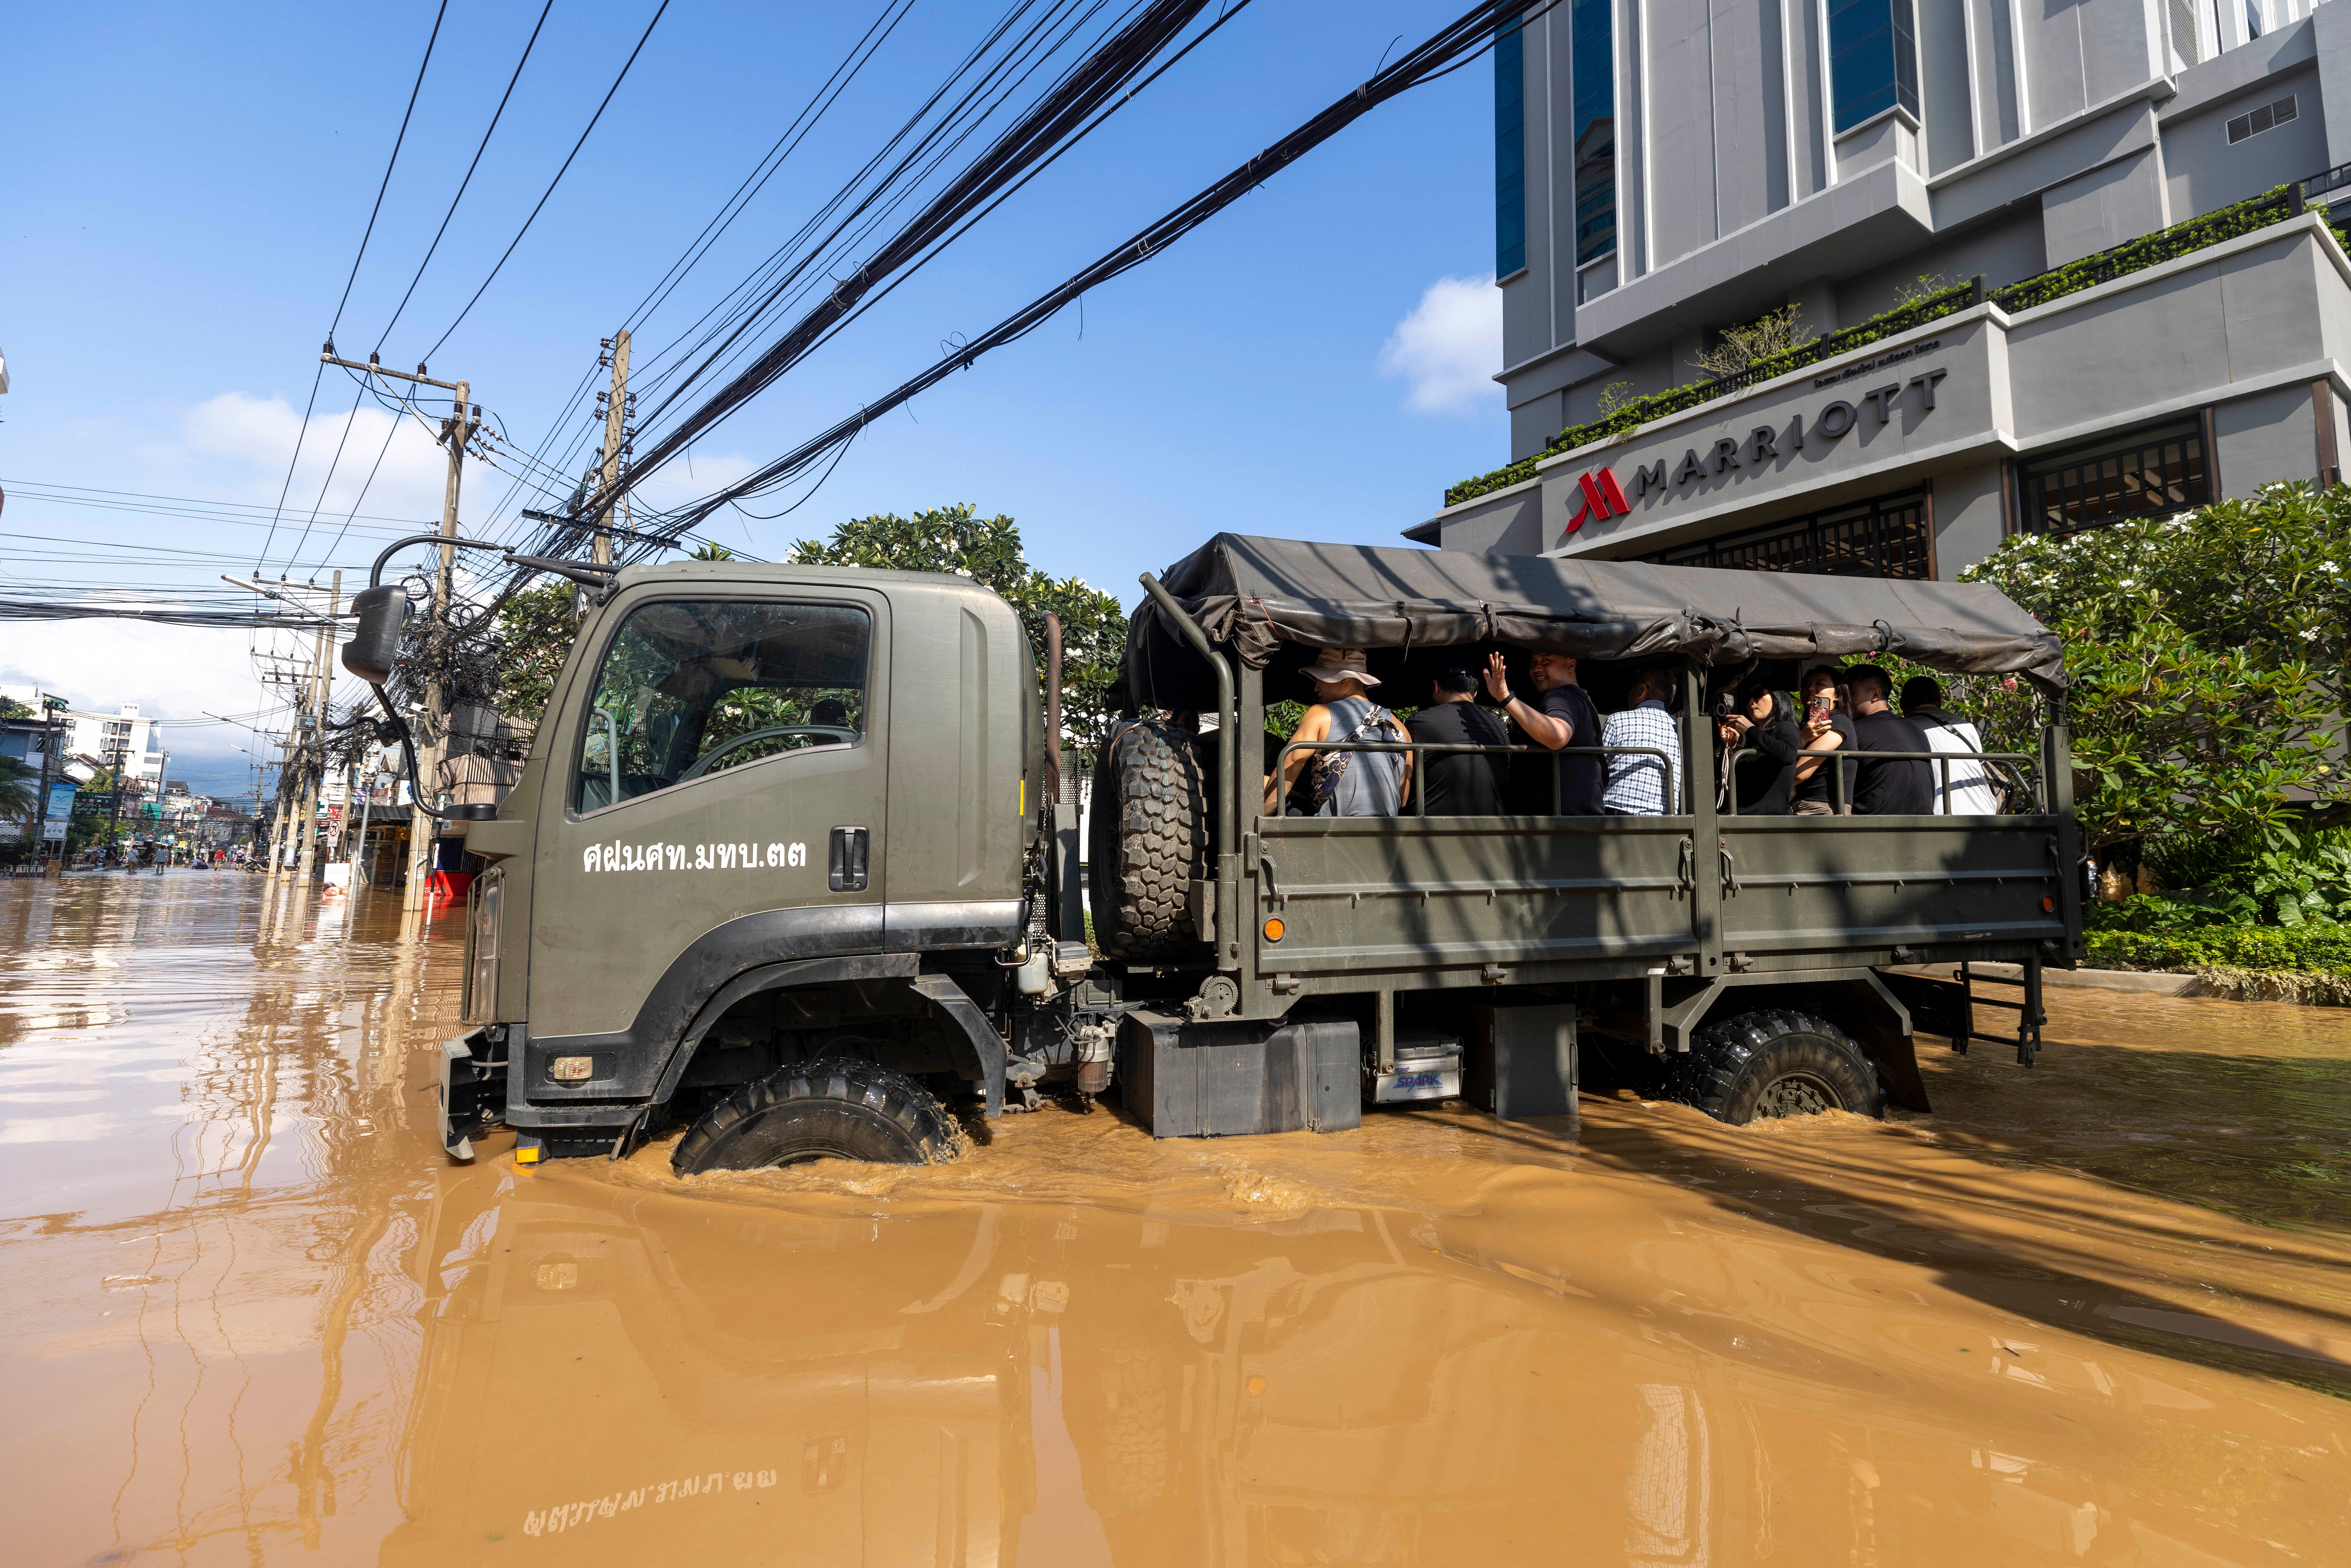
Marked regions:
[1,874,2348,1566]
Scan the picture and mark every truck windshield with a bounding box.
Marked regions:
[573,598,869,814]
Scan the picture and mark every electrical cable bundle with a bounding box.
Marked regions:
[625,0,1561,544]
[599,0,1233,516]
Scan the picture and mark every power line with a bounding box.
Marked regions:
[617,0,1097,411]
[0,479,435,534]
[279,380,372,572]
[618,0,1229,497]
[488,1,1056,558]
[627,0,1152,427]
[419,0,672,363]
[637,0,1559,540]
[373,0,555,354]
[254,361,326,573]
[617,0,920,348]
[330,0,450,337]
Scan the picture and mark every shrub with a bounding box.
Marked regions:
[1961,483,2351,856]
[2086,924,2351,978]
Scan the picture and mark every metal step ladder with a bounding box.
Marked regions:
[1947,955,2047,1066]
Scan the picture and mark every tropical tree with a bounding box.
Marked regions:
[489,581,579,724]
[1959,481,2351,855]
[0,757,36,822]
[788,504,1129,763]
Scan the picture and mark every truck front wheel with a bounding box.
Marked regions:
[1669,1009,1884,1125]
[671,1056,962,1173]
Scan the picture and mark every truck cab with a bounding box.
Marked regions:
[450,561,1039,1161]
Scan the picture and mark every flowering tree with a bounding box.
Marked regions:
[1959,482,2348,853]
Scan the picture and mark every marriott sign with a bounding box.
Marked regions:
[1559,360,1948,549]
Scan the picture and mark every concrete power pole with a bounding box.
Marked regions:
[406,378,473,911]
[592,330,630,567]
[317,351,476,913]
[293,571,340,883]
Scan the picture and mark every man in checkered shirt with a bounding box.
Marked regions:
[1601,666,1683,815]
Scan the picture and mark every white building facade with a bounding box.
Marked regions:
[1420,1,2351,575]
[59,703,169,789]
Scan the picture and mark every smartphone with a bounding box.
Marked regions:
[1806,690,1832,720]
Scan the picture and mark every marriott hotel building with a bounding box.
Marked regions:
[1413,0,2351,578]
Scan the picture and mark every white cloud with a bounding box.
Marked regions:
[0,386,768,796]
[1378,275,1502,415]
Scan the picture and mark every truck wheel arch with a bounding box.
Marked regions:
[653,952,917,1102]
[1655,970,1929,1115]
[654,960,1006,1119]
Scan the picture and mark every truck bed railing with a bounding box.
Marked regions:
[1271,738,1684,816]
[1725,744,2046,814]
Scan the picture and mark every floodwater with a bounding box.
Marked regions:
[2,877,2347,1568]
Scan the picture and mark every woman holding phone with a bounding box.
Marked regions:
[1790,666,1858,815]
[1717,683,1801,813]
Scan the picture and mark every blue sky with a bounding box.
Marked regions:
[0,1,1504,795]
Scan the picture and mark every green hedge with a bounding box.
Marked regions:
[1444,186,2310,511]
[2086,924,2351,978]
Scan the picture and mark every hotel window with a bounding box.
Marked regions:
[1495,20,1526,276]
[1641,489,1933,579]
[1826,0,1921,134]
[2020,418,2210,536]
[2226,94,2297,144]
[1570,0,1616,266]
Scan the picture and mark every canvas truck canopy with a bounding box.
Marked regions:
[1121,533,2064,709]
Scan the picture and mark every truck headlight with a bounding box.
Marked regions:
[464,867,504,1024]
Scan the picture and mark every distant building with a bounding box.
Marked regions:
[0,686,71,848]
[1420,3,2351,576]
[56,703,169,790]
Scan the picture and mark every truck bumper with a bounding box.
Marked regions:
[438,1027,509,1161]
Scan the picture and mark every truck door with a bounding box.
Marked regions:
[527,587,890,1053]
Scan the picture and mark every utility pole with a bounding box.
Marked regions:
[318,349,477,913]
[592,330,631,566]
[294,571,341,883]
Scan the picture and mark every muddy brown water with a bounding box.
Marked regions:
[2,876,2347,1566]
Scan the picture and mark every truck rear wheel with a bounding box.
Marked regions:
[671,1056,961,1173]
[1089,720,1208,961]
[1669,1009,1883,1125]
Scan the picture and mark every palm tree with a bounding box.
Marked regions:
[688,541,737,562]
[0,758,37,822]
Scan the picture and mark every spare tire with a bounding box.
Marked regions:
[1088,721,1210,961]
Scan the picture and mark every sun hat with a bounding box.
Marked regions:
[1299,648,1380,688]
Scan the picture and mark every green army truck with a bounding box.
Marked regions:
[362,532,2079,1168]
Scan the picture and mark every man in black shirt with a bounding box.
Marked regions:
[1483,648,1604,814]
[1405,669,1511,814]
[1843,665,1936,815]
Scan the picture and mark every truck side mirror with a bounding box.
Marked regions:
[342,585,410,685]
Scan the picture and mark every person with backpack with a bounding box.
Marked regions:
[1262,648,1412,817]
[1900,676,2003,815]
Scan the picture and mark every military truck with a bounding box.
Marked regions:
[352,532,2079,1168]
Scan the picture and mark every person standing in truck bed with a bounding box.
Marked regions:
[1406,668,1511,814]
[1844,665,1936,815]
[1601,666,1683,815]
[1792,666,1859,814]
[1483,649,1602,814]
[1263,649,1411,817]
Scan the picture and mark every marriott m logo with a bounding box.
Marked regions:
[1564,467,1631,535]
